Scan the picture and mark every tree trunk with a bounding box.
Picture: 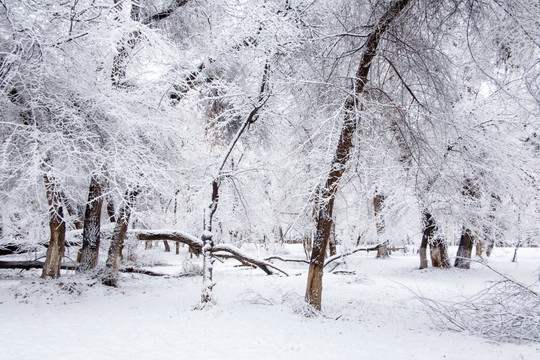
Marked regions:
[485,238,494,257]
[163,240,171,252]
[373,193,389,259]
[201,179,218,304]
[41,175,66,279]
[103,189,138,286]
[475,240,484,257]
[78,176,103,271]
[419,211,432,269]
[454,228,474,269]
[198,61,271,306]
[305,0,412,311]
[430,238,450,268]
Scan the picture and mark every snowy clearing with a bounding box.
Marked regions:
[1,245,539,360]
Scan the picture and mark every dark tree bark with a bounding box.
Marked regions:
[430,238,450,268]
[455,178,479,269]
[305,0,412,311]
[103,189,138,286]
[78,176,104,271]
[419,211,433,269]
[454,228,474,269]
[41,175,66,279]
[163,240,171,252]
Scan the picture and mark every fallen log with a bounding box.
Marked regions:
[0,260,77,271]
[0,261,193,278]
[132,230,203,256]
[213,244,288,276]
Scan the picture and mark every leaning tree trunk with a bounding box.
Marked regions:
[78,176,104,271]
[103,189,138,286]
[41,175,66,279]
[305,0,412,311]
[454,228,474,269]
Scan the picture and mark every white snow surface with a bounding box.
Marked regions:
[1,245,539,360]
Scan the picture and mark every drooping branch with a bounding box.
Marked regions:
[264,256,310,265]
[324,243,384,268]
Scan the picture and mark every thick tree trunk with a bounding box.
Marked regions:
[454,229,474,269]
[305,0,412,311]
[41,175,66,279]
[78,176,103,271]
[103,189,138,286]
[485,238,494,257]
[419,211,432,269]
[430,238,450,268]
[455,178,479,269]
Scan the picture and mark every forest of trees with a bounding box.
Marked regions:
[0,0,539,310]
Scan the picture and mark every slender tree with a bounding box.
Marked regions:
[305,0,412,311]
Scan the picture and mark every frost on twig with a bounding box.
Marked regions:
[417,268,540,343]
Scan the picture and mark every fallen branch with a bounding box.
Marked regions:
[214,243,288,276]
[120,267,169,277]
[132,230,203,255]
[132,230,287,276]
[324,243,383,268]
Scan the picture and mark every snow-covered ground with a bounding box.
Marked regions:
[1,244,539,360]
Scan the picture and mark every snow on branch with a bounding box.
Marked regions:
[324,243,384,268]
[132,229,203,255]
[132,230,288,276]
[213,244,288,277]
